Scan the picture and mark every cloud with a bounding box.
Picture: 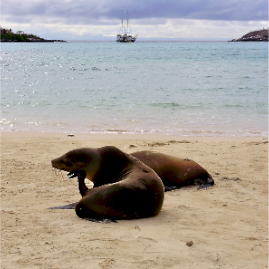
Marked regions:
[1,0,267,40]
[3,19,266,41]
[2,0,268,26]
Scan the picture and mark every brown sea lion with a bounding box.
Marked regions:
[51,146,164,223]
[130,151,214,191]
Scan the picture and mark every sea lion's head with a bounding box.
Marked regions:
[51,148,100,180]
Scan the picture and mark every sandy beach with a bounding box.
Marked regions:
[1,132,268,269]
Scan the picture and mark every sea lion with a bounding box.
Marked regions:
[130,151,214,191]
[51,146,164,222]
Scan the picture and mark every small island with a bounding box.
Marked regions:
[231,29,268,42]
[0,27,66,42]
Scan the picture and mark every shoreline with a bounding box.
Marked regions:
[1,130,268,141]
[1,131,268,268]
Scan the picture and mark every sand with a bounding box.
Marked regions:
[1,132,268,269]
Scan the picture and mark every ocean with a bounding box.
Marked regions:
[1,41,268,136]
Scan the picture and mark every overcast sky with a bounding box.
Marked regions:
[1,0,268,40]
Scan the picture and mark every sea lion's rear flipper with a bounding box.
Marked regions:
[164,185,181,192]
[82,217,118,224]
[196,175,214,190]
[75,203,118,224]
[48,202,78,209]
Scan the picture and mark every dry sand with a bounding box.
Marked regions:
[1,132,268,269]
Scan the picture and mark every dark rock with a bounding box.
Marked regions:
[230,29,268,42]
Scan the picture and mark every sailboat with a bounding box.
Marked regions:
[116,11,138,43]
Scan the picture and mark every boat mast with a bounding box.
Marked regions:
[127,10,129,30]
[121,10,124,28]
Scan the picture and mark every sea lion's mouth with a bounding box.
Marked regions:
[67,170,86,179]
[51,158,72,172]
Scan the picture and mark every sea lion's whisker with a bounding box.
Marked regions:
[51,167,64,179]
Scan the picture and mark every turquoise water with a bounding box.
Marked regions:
[1,41,268,136]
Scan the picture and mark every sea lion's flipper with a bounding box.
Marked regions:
[164,185,181,192]
[197,183,212,190]
[82,217,118,224]
[49,202,78,209]
[196,175,214,190]
[75,203,117,223]
[68,170,88,197]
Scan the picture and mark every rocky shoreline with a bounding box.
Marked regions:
[231,29,268,42]
[24,38,66,43]
[0,28,66,42]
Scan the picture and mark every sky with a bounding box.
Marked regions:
[1,0,268,40]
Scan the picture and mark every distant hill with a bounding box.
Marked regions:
[0,28,65,42]
[231,29,268,42]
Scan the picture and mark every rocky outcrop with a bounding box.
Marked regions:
[231,29,268,42]
[0,28,66,42]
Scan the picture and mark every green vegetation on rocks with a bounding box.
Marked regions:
[0,27,65,42]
